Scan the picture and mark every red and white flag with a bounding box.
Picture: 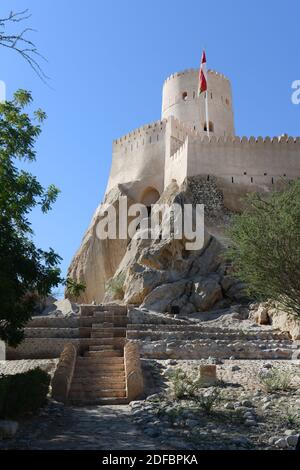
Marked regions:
[198,50,207,95]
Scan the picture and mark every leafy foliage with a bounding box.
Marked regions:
[227,181,300,316]
[65,277,86,300]
[0,90,62,346]
[0,367,50,418]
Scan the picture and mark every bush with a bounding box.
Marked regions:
[0,367,50,418]
[227,180,300,317]
[169,368,211,400]
[195,389,221,414]
[258,368,292,393]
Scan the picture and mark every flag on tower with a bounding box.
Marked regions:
[198,50,207,95]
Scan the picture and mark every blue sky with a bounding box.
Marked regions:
[1,0,299,294]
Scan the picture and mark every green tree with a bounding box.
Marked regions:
[227,180,300,317]
[0,89,62,346]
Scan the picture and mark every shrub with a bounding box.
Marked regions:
[169,368,213,400]
[0,367,50,418]
[259,368,292,392]
[195,389,221,414]
[227,180,300,317]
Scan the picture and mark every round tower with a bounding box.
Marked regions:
[162,69,235,137]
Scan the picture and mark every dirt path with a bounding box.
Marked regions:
[0,403,165,450]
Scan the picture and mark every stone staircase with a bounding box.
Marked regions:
[68,305,130,405]
[127,320,299,360]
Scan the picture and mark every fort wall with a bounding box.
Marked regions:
[186,135,300,185]
[106,120,167,198]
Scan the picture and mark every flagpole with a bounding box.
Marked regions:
[205,90,210,138]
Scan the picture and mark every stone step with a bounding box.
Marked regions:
[69,388,127,399]
[75,364,125,374]
[70,397,129,406]
[89,345,116,351]
[91,328,126,338]
[80,304,127,317]
[77,356,124,365]
[91,314,128,325]
[127,330,293,343]
[79,316,127,327]
[73,369,125,379]
[85,337,125,347]
[70,380,126,392]
[84,350,123,358]
[127,324,290,339]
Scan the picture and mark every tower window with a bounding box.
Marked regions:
[210,92,213,99]
[251,177,253,183]
[182,92,188,101]
[225,98,230,106]
[193,91,196,99]
[204,121,214,132]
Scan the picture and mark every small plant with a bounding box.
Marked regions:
[259,368,292,392]
[195,389,221,414]
[0,368,50,418]
[65,277,86,300]
[169,368,204,400]
[105,273,126,300]
[284,408,300,427]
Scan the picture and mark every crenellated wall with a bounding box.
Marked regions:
[106,120,167,198]
[186,134,300,185]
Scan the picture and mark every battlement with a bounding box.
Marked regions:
[189,134,300,146]
[163,68,230,85]
[113,120,167,146]
[170,136,189,160]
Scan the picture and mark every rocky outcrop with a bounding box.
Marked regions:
[68,176,242,311]
[104,180,240,312]
[250,302,300,341]
[67,186,134,303]
[41,299,79,317]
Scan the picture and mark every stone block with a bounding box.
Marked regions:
[199,364,217,385]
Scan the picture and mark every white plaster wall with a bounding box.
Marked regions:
[165,137,188,188]
[162,69,235,137]
[106,121,166,199]
[187,136,300,185]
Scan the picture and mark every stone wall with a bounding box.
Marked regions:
[124,341,144,401]
[52,343,77,403]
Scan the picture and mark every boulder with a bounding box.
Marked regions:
[141,280,189,313]
[252,305,270,325]
[42,298,79,317]
[268,307,300,341]
[190,277,223,311]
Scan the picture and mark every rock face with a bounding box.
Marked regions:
[68,176,243,311]
[67,186,134,303]
[41,299,79,317]
[103,180,237,312]
[250,302,300,341]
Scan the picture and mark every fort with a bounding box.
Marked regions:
[106,68,300,211]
